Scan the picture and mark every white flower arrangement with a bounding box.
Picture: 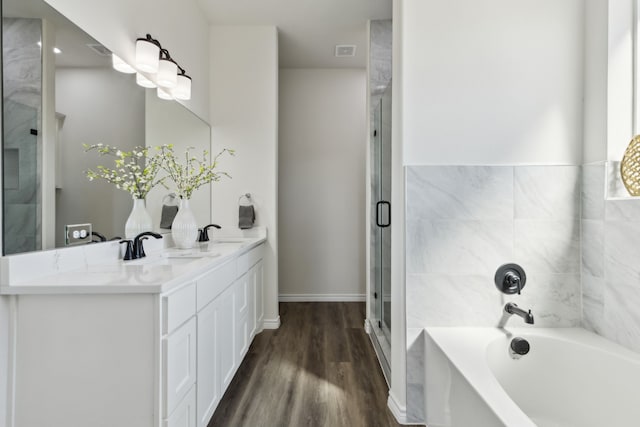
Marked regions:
[84,143,167,199]
[158,144,234,199]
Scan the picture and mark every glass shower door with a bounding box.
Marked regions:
[373,83,392,351]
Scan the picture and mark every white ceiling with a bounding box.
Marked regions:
[196,0,392,68]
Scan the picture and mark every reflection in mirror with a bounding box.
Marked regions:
[145,92,211,230]
[1,0,212,255]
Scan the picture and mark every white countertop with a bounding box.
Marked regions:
[0,234,266,295]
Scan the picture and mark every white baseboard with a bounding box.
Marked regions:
[262,316,281,329]
[388,391,409,425]
[278,293,365,302]
[364,318,371,334]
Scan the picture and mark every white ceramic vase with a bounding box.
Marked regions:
[125,198,153,238]
[172,198,198,249]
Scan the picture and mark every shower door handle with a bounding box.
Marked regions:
[376,201,391,228]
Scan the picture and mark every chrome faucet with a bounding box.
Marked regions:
[504,302,534,325]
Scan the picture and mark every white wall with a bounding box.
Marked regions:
[401,0,584,165]
[209,26,280,327]
[606,0,634,160]
[278,68,366,300]
[0,296,7,427]
[43,0,210,120]
[389,0,407,418]
[583,0,608,163]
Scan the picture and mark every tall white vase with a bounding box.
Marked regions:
[125,198,153,238]
[172,198,198,249]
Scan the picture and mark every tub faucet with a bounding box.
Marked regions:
[504,302,534,325]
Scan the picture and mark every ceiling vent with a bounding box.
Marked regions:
[335,45,356,57]
[87,43,111,56]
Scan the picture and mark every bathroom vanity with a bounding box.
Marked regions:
[0,235,266,427]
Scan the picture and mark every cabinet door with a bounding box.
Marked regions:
[235,273,250,361]
[164,317,197,418]
[196,300,219,427]
[254,260,264,328]
[165,386,196,427]
[248,266,257,339]
[217,284,236,390]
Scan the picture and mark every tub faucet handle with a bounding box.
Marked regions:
[495,264,527,295]
[505,271,522,294]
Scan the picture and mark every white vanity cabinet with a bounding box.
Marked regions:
[196,245,264,427]
[6,241,266,427]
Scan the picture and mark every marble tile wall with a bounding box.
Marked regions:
[406,165,582,330]
[2,18,42,255]
[370,20,392,106]
[582,162,640,353]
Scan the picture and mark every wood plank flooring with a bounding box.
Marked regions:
[208,302,404,427]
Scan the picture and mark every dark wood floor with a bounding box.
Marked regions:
[208,302,403,427]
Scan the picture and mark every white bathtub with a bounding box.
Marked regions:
[423,327,640,427]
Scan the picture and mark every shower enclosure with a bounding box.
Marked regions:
[371,82,392,377]
[2,18,43,254]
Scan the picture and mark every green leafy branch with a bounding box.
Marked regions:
[157,144,234,199]
[84,143,168,199]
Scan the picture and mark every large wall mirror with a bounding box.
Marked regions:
[1,0,211,255]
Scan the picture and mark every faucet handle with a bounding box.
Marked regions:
[137,236,149,258]
[495,263,527,295]
[119,240,134,261]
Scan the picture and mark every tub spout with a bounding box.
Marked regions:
[504,302,534,325]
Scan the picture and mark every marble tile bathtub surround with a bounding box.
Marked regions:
[406,165,581,329]
[514,166,580,219]
[406,166,513,221]
[580,161,640,352]
[582,163,605,220]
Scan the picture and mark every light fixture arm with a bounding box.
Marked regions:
[137,34,161,50]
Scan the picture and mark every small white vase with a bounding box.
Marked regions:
[125,198,153,238]
[172,198,198,249]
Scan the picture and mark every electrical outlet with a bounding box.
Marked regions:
[65,223,92,246]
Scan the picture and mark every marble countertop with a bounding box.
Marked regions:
[0,235,266,295]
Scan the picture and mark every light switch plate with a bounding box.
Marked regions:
[65,223,92,246]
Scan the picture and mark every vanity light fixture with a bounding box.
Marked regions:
[136,72,156,88]
[112,54,136,74]
[129,34,192,100]
[135,34,161,73]
[157,50,178,88]
[157,87,174,100]
[173,69,192,100]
